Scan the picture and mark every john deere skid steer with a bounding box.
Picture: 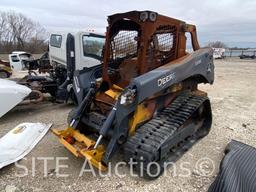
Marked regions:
[52,10,214,178]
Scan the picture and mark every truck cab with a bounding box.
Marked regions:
[9,51,36,71]
[49,31,105,70]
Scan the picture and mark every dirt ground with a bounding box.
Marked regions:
[0,58,256,192]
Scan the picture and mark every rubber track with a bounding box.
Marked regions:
[124,92,210,174]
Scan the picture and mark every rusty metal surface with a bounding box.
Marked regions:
[102,10,201,88]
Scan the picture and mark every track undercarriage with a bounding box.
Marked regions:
[124,91,212,178]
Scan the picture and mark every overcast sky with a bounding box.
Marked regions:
[0,0,255,47]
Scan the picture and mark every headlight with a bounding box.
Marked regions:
[139,11,157,22]
[140,11,148,22]
[120,88,136,105]
[149,12,157,22]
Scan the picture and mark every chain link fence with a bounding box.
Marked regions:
[224,49,256,58]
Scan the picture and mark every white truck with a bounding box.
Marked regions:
[9,51,37,71]
[213,48,225,59]
[49,31,105,70]
[19,31,105,103]
[0,31,105,117]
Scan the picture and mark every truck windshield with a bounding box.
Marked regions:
[19,54,33,61]
[83,35,105,60]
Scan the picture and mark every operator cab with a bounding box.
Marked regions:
[103,11,185,88]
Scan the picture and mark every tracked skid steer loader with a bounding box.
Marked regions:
[52,10,214,178]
